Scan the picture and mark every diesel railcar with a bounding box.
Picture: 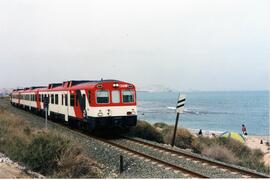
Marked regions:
[10,80,137,131]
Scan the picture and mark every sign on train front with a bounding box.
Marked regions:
[176,95,185,113]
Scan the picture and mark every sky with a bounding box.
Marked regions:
[0,0,269,91]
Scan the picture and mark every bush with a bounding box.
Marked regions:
[164,128,195,149]
[153,122,169,129]
[23,133,70,174]
[55,145,101,178]
[0,108,101,178]
[202,145,239,164]
[128,121,164,143]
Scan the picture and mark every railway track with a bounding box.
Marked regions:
[91,135,210,178]
[121,136,270,178]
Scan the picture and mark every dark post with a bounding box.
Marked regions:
[120,155,124,173]
[171,112,180,147]
[44,96,49,130]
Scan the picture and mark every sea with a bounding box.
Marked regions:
[137,91,269,136]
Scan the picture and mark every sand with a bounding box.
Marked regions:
[0,163,31,178]
[245,135,270,166]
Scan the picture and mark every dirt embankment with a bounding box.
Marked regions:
[0,153,43,178]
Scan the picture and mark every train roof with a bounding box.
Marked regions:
[11,79,134,93]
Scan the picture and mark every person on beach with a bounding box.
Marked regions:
[242,124,248,136]
[198,129,203,136]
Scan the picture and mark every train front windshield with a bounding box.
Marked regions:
[96,89,135,104]
[122,90,135,103]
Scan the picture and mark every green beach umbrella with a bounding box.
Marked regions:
[220,131,246,143]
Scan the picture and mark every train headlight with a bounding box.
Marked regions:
[97,84,103,89]
[98,110,103,117]
[113,83,119,88]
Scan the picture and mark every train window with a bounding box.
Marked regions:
[122,90,135,103]
[55,94,58,105]
[70,94,75,106]
[61,95,64,105]
[51,94,54,104]
[112,90,120,103]
[65,94,68,106]
[96,90,109,104]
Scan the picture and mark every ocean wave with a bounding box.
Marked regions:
[183,108,231,115]
[138,107,232,115]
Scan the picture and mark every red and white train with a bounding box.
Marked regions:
[10,80,137,131]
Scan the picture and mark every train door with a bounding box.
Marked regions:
[64,92,69,121]
[76,90,86,118]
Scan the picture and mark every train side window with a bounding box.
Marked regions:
[51,94,54,104]
[61,95,64,105]
[55,94,58,105]
[112,90,120,103]
[96,90,109,104]
[65,94,68,106]
[70,94,75,107]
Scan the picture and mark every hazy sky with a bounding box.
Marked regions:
[0,0,269,91]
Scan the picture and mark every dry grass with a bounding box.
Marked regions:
[163,127,195,149]
[202,145,239,164]
[0,106,102,178]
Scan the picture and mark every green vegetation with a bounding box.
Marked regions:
[128,120,163,143]
[130,120,269,174]
[0,107,102,178]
